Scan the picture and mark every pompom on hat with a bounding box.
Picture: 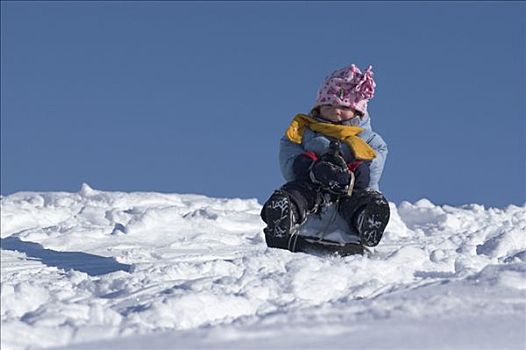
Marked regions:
[313,64,376,116]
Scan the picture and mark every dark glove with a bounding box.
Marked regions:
[309,141,352,195]
[292,151,318,179]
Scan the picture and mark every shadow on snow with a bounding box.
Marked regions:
[1,236,132,276]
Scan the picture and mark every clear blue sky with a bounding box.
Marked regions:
[1,1,525,208]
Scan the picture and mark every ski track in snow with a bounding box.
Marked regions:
[1,184,525,350]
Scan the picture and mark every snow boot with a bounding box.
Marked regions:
[339,190,390,247]
[262,180,323,251]
[355,199,390,247]
[261,190,300,249]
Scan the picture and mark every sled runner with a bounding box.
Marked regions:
[289,235,367,256]
[265,232,367,257]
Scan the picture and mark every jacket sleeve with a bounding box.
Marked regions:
[359,113,388,191]
[353,161,371,190]
[279,136,305,182]
[279,130,334,181]
[365,133,388,191]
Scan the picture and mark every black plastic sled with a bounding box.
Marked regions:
[265,233,366,257]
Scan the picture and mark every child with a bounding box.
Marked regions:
[261,64,390,254]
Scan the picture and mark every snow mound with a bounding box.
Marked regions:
[1,185,525,350]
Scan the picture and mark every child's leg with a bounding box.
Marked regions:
[261,180,321,249]
[338,190,390,247]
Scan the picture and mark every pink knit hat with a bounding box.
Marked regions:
[313,64,376,116]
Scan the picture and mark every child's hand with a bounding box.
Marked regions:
[309,153,352,195]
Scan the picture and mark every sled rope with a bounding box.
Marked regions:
[287,197,340,252]
[287,224,301,252]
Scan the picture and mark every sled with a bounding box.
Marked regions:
[289,234,366,256]
[266,204,367,257]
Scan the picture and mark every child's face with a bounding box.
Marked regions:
[319,105,358,123]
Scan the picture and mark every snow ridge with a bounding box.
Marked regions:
[1,185,525,350]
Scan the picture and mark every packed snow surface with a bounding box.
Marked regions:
[1,184,525,350]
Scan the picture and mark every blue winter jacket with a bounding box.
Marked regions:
[278,113,388,191]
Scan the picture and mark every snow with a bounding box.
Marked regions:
[1,184,525,350]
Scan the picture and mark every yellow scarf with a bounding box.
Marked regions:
[285,114,376,161]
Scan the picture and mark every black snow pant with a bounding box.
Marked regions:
[260,180,321,226]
